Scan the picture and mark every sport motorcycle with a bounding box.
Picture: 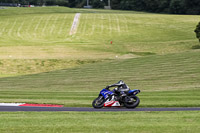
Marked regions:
[92,88,140,108]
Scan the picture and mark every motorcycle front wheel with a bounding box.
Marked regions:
[92,96,105,108]
[124,95,140,108]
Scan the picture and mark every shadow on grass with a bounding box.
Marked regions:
[128,52,156,56]
[192,45,200,49]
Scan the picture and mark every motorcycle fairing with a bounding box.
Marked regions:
[100,89,114,99]
[104,101,120,107]
[104,95,120,107]
[128,89,140,95]
[100,89,121,107]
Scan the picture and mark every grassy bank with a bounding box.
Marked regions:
[0,7,199,107]
[0,50,199,107]
[0,7,199,76]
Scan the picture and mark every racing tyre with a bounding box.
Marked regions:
[124,95,140,108]
[92,96,105,108]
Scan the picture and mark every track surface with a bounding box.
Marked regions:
[1,106,200,112]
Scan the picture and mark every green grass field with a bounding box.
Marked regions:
[0,6,200,133]
[0,7,199,76]
[0,111,200,133]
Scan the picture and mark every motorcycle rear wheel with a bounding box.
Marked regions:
[124,95,140,108]
[92,96,105,108]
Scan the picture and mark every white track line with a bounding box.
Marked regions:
[69,13,81,35]
[0,103,25,106]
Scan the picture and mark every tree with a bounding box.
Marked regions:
[169,0,186,14]
[184,0,200,14]
[194,22,200,43]
[92,0,105,8]
[111,0,121,9]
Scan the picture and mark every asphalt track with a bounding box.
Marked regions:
[1,106,200,112]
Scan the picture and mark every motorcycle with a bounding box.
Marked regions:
[92,88,140,108]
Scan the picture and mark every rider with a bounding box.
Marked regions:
[105,80,130,96]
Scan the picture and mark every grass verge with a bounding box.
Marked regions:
[0,111,200,133]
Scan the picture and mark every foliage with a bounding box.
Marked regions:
[92,0,105,8]
[169,0,185,14]
[0,0,200,14]
[0,0,69,6]
[68,0,84,8]
[116,0,200,14]
[184,0,200,14]
[194,22,200,43]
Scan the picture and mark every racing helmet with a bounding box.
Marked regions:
[117,80,124,85]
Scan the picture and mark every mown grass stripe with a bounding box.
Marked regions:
[101,14,104,33]
[121,14,129,33]
[58,14,67,35]
[82,14,88,35]
[90,14,96,35]
[42,15,53,36]
[34,17,43,34]
[17,20,25,38]
[8,18,17,38]
[50,15,59,35]
[25,16,36,40]
[115,14,121,34]
[108,14,112,36]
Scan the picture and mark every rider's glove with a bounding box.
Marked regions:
[120,91,126,97]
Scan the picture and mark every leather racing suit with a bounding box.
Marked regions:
[106,80,130,95]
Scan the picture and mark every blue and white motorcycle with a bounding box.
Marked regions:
[92,88,140,108]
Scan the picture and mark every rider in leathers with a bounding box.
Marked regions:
[105,80,130,96]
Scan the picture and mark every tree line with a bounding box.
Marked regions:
[113,0,200,15]
[0,0,200,14]
[0,0,69,6]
